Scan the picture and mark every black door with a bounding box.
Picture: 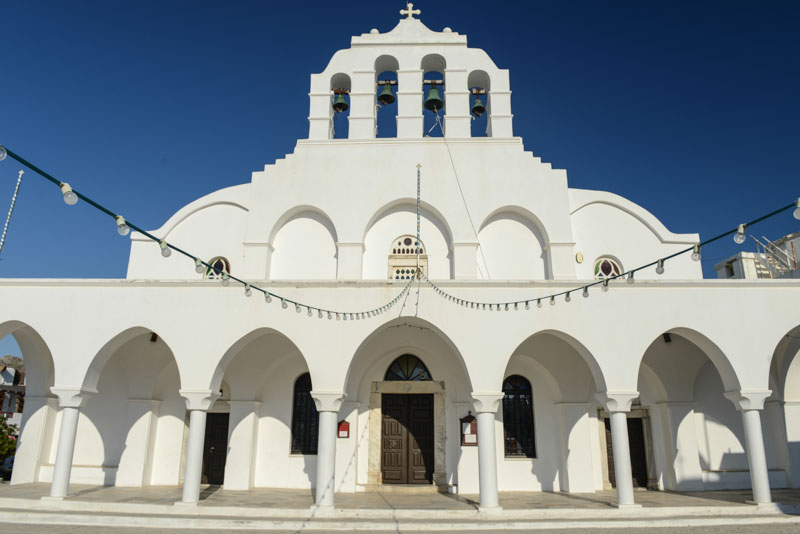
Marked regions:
[604,417,648,488]
[381,394,434,484]
[202,413,229,485]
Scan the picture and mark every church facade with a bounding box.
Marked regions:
[2,8,799,511]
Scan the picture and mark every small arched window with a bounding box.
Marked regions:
[593,257,622,280]
[205,257,231,279]
[384,354,432,381]
[502,375,535,458]
[388,235,428,280]
[290,373,319,455]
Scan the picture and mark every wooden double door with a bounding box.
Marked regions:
[381,394,434,484]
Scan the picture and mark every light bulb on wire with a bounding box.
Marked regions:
[244,285,252,297]
[582,287,589,298]
[691,244,701,262]
[565,292,571,303]
[656,259,665,275]
[264,292,272,303]
[734,224,746,244]
[194,258,205,274]
[550,296,555,306]
[59,183,78,205]
[602,279,609,292]
[159,240,171,258]
[0,145,7,161]
[115,216,130,236]
[627,271,635,284]
[221,273,230,286]
[794,198,800,220]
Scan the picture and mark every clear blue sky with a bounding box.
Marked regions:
[0,1,799,356]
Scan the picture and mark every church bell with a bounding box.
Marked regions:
[332,93,349,113]
[424,85,443,112]
[377,84,395,105]
[471,96,486,117]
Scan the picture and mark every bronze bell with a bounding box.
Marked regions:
[471,96,486,117]
[377,84,395,105]
[332,93,349,113]
[424,85,443,112]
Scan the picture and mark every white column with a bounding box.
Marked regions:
[725,390,773,504]
[597,392,640,508]
[311,391,343,510]
[472,392,504,511]
[48,388,92,499]
[178,390,219,505]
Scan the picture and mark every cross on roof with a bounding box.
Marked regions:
[400,2,421,19]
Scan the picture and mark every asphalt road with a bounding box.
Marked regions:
[6,524,800,534]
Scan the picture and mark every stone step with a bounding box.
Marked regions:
[360,483,450,494]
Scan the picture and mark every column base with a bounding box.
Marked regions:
[174,501,198,508]
[478,505,504,515]
[610,502,642,509]
[310,504,336,517]
[746,500,777,509]
[40,496,65,503]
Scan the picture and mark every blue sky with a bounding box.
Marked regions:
[1,1,799,356]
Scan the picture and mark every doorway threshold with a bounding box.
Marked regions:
[361,483,451,494]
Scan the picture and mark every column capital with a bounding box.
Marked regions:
[50,387,96,408]
[311,391,344,412]
[471,392,505,414]
[724,389,772,411]
[179,389,220,411]
[596,391,639,413]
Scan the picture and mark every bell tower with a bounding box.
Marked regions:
[306,4,513,140]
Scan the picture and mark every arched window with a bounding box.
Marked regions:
[388,235,428,280]
[502,375,535,458]
[204,256,231,279]
[384,354,432,381]
[593,256,622,280]
[290,373,318,455]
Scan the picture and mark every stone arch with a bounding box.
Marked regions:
[208,327,315,489]
[0,320,56,484]
[0,320,54,398]
[477,206,551,280]
[73,326,183,486]
[330,72,351,139]
[362,198,453,279]
[375,55,399,138]
[468,69,491,137]
[770,324,800,402]
[269,206,339,280]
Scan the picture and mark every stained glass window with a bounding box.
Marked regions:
[502,374,536,458]
[290,373,319,454]
[384,354,432,381]
[593,257,622,280]
[205,257,231,279]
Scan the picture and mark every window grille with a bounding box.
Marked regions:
[290,373,319,455]
[502,374,536,458]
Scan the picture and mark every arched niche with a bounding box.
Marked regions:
[375,55,399,138]
[270,209,338,280]
[330,72,351,139]
[70,327,183,487]
[209,328,314,490]
[468,69,491,137]
[477,208,549,280]
[362,200,452,279]
[421,54,447,137]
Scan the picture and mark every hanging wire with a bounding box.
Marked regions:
[0,145,412,319]
[421,198,799,310]
[0,170,24,261]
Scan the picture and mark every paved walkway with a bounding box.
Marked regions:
[2,482,800,510]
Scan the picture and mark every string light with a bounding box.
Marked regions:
[265,292,272,303]
[308,307,313,317]
[627,271,635,284]
[159,240,171,258]
[115,216,130,236]
[565,292,571,303]
[244,284,252,297]
[550,296,555,306]
[194,258,204,274]
[59,183,78,205]
[655,259,665,275]
[691,244,701,262]
[0,146,6,161]
[537,299,542,308]
[525,301,530,310]
[583,287,589,298]
[602,279,609,292]
[221,273,230,286]
[734,224,746,244]
[795,198,800,220]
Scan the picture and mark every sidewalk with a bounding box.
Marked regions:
[2,483,799,531]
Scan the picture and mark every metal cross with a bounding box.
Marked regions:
[400,2,421,19]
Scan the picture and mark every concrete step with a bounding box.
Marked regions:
[360,483,449,494]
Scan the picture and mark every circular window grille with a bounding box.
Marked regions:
[593,257,622,279]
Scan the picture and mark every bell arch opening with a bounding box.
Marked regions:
[468,69,491,137]
[375,55,399,138]
[330,72,351,139]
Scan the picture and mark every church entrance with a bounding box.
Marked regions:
[381,394,434,484]
[202,413,229,485]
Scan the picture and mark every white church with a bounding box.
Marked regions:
[2,5,799,512]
